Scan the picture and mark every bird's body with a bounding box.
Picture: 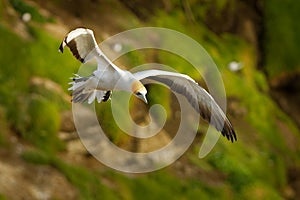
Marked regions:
[60,28,147,103]
[59,28,237,142]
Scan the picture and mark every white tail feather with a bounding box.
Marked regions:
[88,90,96,104]
[69,74,106,104]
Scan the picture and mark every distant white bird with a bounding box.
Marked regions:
[59,28,236,142]
[228,61,243,72]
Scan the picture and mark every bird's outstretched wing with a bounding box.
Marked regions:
[59,28,120,72]
[134,70,237,142]
[59,28,98,63]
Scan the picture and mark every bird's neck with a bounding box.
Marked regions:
[114,71,139,92]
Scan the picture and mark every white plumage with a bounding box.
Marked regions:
[59,28,237,142]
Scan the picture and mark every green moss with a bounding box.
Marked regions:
[147,8,300,199]
[120,49,148,69]
[0,26,75,92]
[202,140,285,198]
[95,101,131,145]
[0,194,7,200]
[53,158,119,200]
[0,26,30,92]
[29,80,70,110]
[0,26,77,151]
[156,50,201,81]
[240,182,283,200]
[104,169,224,200]
[25,95,63,152]
[227,72,287,150]
[253,70,269,93]
[207,148,253,192]
[9,0,52,22]
[146,84,171,119]
[26,26,79,88]
[264,0,300,77]
[21,149,52,165]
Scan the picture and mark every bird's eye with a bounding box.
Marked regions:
[136,92,142,96]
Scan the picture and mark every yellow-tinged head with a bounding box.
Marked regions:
[132,80,148,104]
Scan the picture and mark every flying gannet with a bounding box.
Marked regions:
[59,28,237,142]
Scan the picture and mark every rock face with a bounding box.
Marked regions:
[69,103,180,172]
[136,129,171,153]
[0,75,78,199]
[0,137,78,200]
[270,73,300,128]
[60,110,76,133]
[0,162,78,200]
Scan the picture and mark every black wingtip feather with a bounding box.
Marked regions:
[221,123,237,143]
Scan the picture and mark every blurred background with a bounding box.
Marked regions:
[0,0,300,199]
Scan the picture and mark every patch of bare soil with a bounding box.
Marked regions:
[0,135,78,200]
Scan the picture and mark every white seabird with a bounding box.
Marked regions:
[59,28,237,142]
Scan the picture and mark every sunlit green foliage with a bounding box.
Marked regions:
[0,25,77,152]
[149,6,300,199]
[102,169,228,199]
[25,95,63,152]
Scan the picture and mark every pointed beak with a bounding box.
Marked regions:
[138,94,148,104]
